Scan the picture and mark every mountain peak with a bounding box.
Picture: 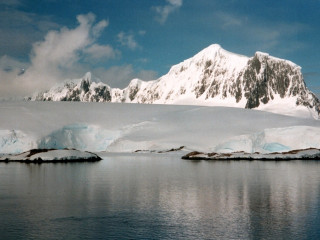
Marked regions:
[194,44,223,58]
[82,72,92,83]
[204,43,222,51]
[254,51,269,60]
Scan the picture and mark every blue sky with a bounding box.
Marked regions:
[0,0,320,97]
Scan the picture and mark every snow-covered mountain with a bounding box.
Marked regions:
[30,44,320,118]
[31,72,112,102]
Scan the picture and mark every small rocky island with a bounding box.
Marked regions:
[0,149,102,163]
[182,148,320,161]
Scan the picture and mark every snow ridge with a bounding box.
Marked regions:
[30,44,320,118]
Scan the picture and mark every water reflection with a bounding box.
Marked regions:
[0,157,320,239]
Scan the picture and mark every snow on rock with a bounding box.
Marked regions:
[0,149,102,162]
[29,44,320,119]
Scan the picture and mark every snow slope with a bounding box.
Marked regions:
[0,102,320,154]
[31,44,320,118]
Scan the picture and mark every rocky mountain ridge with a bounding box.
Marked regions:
[30,44,320,118]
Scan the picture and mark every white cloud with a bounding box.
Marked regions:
[117,31,139,50]
[137,70,158,82]
[92,19,109,37]
[24,13,97,89]
[94,65,158,89]
[0,55,27,71]
[0,55,29,99]
[215,12,243,29]
[138,30,146,36]
[153,0,183,24]
[84,44,119,60]
[0,13,117,99]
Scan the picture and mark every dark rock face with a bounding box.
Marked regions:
[90,86,112,102]
[61,88,81,101]
[128,85,140,101]
[241,53,319,115]
[80,78,90,93]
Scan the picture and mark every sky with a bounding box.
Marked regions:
[0,0,320,99]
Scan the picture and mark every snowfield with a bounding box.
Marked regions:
[0,101,320,155]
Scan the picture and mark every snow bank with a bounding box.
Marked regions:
[0,102,320,154]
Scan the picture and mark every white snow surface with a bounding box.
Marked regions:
[0,101,320,154]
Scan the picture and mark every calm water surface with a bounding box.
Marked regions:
[0,153,320,240]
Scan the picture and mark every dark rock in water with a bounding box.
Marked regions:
[134,146,185,154]
[181,151,204,160]
[158,146,185,153]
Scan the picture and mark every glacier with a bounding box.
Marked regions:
[0,101,320,155]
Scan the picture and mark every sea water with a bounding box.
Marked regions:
[0,153,320,239]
